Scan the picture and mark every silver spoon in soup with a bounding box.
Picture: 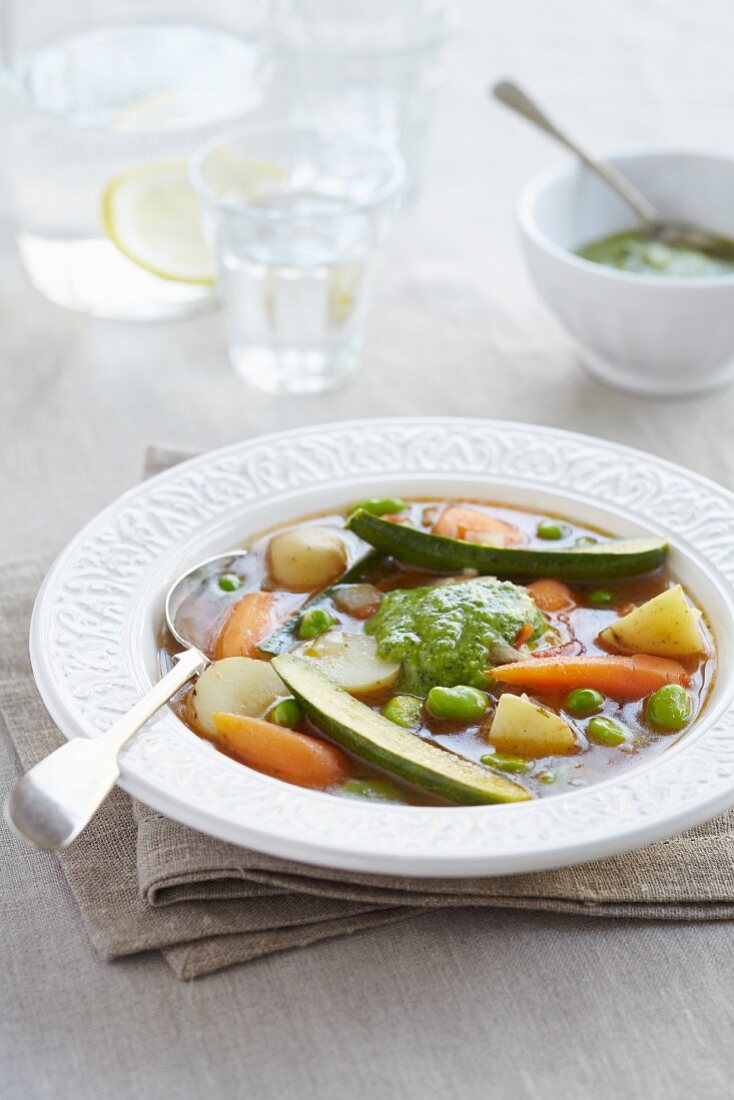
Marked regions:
[4,551,247,851]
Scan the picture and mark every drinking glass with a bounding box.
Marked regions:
[190,125,404,394]
[1,0,274,319]
[272,0,452,193]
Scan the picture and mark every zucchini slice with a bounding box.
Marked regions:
[346,511,667,583]
[272,653,532,805]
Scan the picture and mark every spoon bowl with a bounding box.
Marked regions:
[165,550,248,649]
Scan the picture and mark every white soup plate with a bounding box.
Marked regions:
[29,418,734,877]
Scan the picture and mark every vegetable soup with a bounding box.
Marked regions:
[160,498,715,806]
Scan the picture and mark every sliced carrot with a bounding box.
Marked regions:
[212,712,350,789]
[433,506,528,547]
[491,654,689,700]
[514,623,534,647]
[215,592,277,659]
[526,579,576,613]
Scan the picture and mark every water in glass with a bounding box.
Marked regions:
[3,22,270,319]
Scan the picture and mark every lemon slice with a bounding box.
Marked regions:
[102,160,215,285]
[328,260,364,323]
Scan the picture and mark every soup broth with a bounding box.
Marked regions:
[160,498,715,807]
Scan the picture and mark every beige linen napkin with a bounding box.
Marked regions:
[3,444,734,982]
[0,560,413,980]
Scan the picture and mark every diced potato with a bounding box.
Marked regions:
[599,584,705,658]
[268,527,348,592]
[489,693,577,759]
[189,656,286,737]
[292,632,400,696]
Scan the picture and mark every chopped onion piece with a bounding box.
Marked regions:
[333,583,383,619]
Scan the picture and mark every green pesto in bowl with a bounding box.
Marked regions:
[576,228,734,278]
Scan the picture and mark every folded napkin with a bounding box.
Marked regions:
[2,443,734,981]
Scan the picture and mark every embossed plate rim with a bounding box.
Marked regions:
[29,418,734,877]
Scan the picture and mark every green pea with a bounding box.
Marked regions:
[268,698,303,729]
[587,716,630,747]
[480,753,532,774]
[536,519,571,540]
[381,695,423,729]
[341,778,406,802]
[564,688,605,717]
[218,573,242,592]
[588,589,614,606]
[426,685,489,722]
[298,607,336,640]
[644,684,692,731]
[575,535,599,547]
[351,497,406,517]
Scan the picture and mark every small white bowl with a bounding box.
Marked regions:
[518,150,734,397]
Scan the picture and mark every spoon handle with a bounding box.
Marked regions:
[4,647,209,851]
[491,80,659,227]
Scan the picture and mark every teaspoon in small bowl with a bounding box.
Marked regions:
[491,79,730,257]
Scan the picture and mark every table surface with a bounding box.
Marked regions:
[4,1,734,1096]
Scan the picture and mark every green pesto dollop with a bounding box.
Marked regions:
[577,229,734,278]
[365,576,545,695]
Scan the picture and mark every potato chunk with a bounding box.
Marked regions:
[599,584,705,658]
[292,632,400,696]
[190,657,286,737]
[268,527,348,592]
[489,693,577,758]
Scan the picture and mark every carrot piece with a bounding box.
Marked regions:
[433,506,528,546]
[514,623,534,647]
[491,654,689,700]
[526,579,576,613]
[215,592,277,659]
[212,712,350,789]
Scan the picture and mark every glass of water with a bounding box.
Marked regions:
[190,125,404,394]
[272,0,452,194]
[1,1,275,319]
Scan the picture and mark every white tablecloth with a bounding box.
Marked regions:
[3,1,734,1095]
